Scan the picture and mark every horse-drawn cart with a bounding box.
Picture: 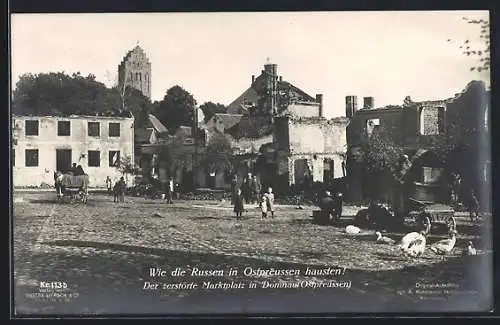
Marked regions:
[355,149,456,232]
[54,172,89,203]
[357,197,456,233]
[404,198,456,230]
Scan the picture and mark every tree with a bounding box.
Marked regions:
[158,132,193,177]
[114,155,140,185]
[200,133,234,175]
[12,72,117,116]
[152,85,197,133]
[359,126,405,175]
[120,86,153,129]
[199,101,227,123]
[447,17,490,73]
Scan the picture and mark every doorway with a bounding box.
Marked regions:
[56,149,72,173]
[323,158,334,183]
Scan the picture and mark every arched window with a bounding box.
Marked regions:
[135,73,139,81]
[129,72,133,82]
[138,73,142,81]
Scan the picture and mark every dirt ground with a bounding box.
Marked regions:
[12,191,493,315]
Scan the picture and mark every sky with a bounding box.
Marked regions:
[11,11,490,119]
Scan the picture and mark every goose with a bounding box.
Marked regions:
[375,231,396,244]
[463,241,477,256]
[430,229,458,256]
[345,225,361,234]
[398,221,431,258]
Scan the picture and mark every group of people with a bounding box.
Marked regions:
[107,176,126,203]
[232,174,262,205]
[231,174,275,219]
[68,163,86,176]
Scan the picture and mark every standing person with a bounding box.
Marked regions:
[248,176,256,204]
[264,187,275,218]
[233,188,244,219]
[159,164,168,199]
[241,177,251,204]
[114,176,126,203]
[252,175,261,207]
[106,176,112,193]
[230,174,238,205]
[167,177,174,204]
[467,188,480,223]
[260,193,268,219]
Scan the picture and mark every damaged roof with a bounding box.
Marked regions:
[212,113,243,130]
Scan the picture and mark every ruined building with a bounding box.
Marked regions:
[206,61,348,192]
[118,45,152,99]
[345,80,490,210]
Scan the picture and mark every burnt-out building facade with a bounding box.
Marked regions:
[221,61,348,193]
[346,80,490,211]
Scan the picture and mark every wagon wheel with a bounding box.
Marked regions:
[446,216,457,231]
[419,213,431,230]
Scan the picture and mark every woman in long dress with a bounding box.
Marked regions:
[233,188,244,219]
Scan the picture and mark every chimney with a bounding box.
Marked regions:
[345,96,358,118]
[363,97,374,109]
[252,75,255,84]
[316,94,323,117]
[264,63,277,77]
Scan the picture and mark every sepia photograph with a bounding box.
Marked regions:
[10,11,492,316]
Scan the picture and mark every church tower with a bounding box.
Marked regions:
[118,45,152,99]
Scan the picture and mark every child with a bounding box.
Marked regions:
[260,193,268,219]
[234,188,244,219]
[106,176,112,193]
[264,187,275,218]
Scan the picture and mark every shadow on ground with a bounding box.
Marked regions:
[14,238,492,316]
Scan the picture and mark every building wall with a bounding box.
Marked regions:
[12,115,135,187]
[287,103,320,118]
[346,108,404,147]
[276,117,348,185]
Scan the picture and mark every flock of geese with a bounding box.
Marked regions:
[344,222,477,259]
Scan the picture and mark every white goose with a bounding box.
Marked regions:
[430,229,458,255]
[345,225,361,234]
[463,241,477,256]
[375,231,396,244]
[398,221,431,258]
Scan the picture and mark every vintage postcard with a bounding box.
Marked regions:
[10,11,492,316]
